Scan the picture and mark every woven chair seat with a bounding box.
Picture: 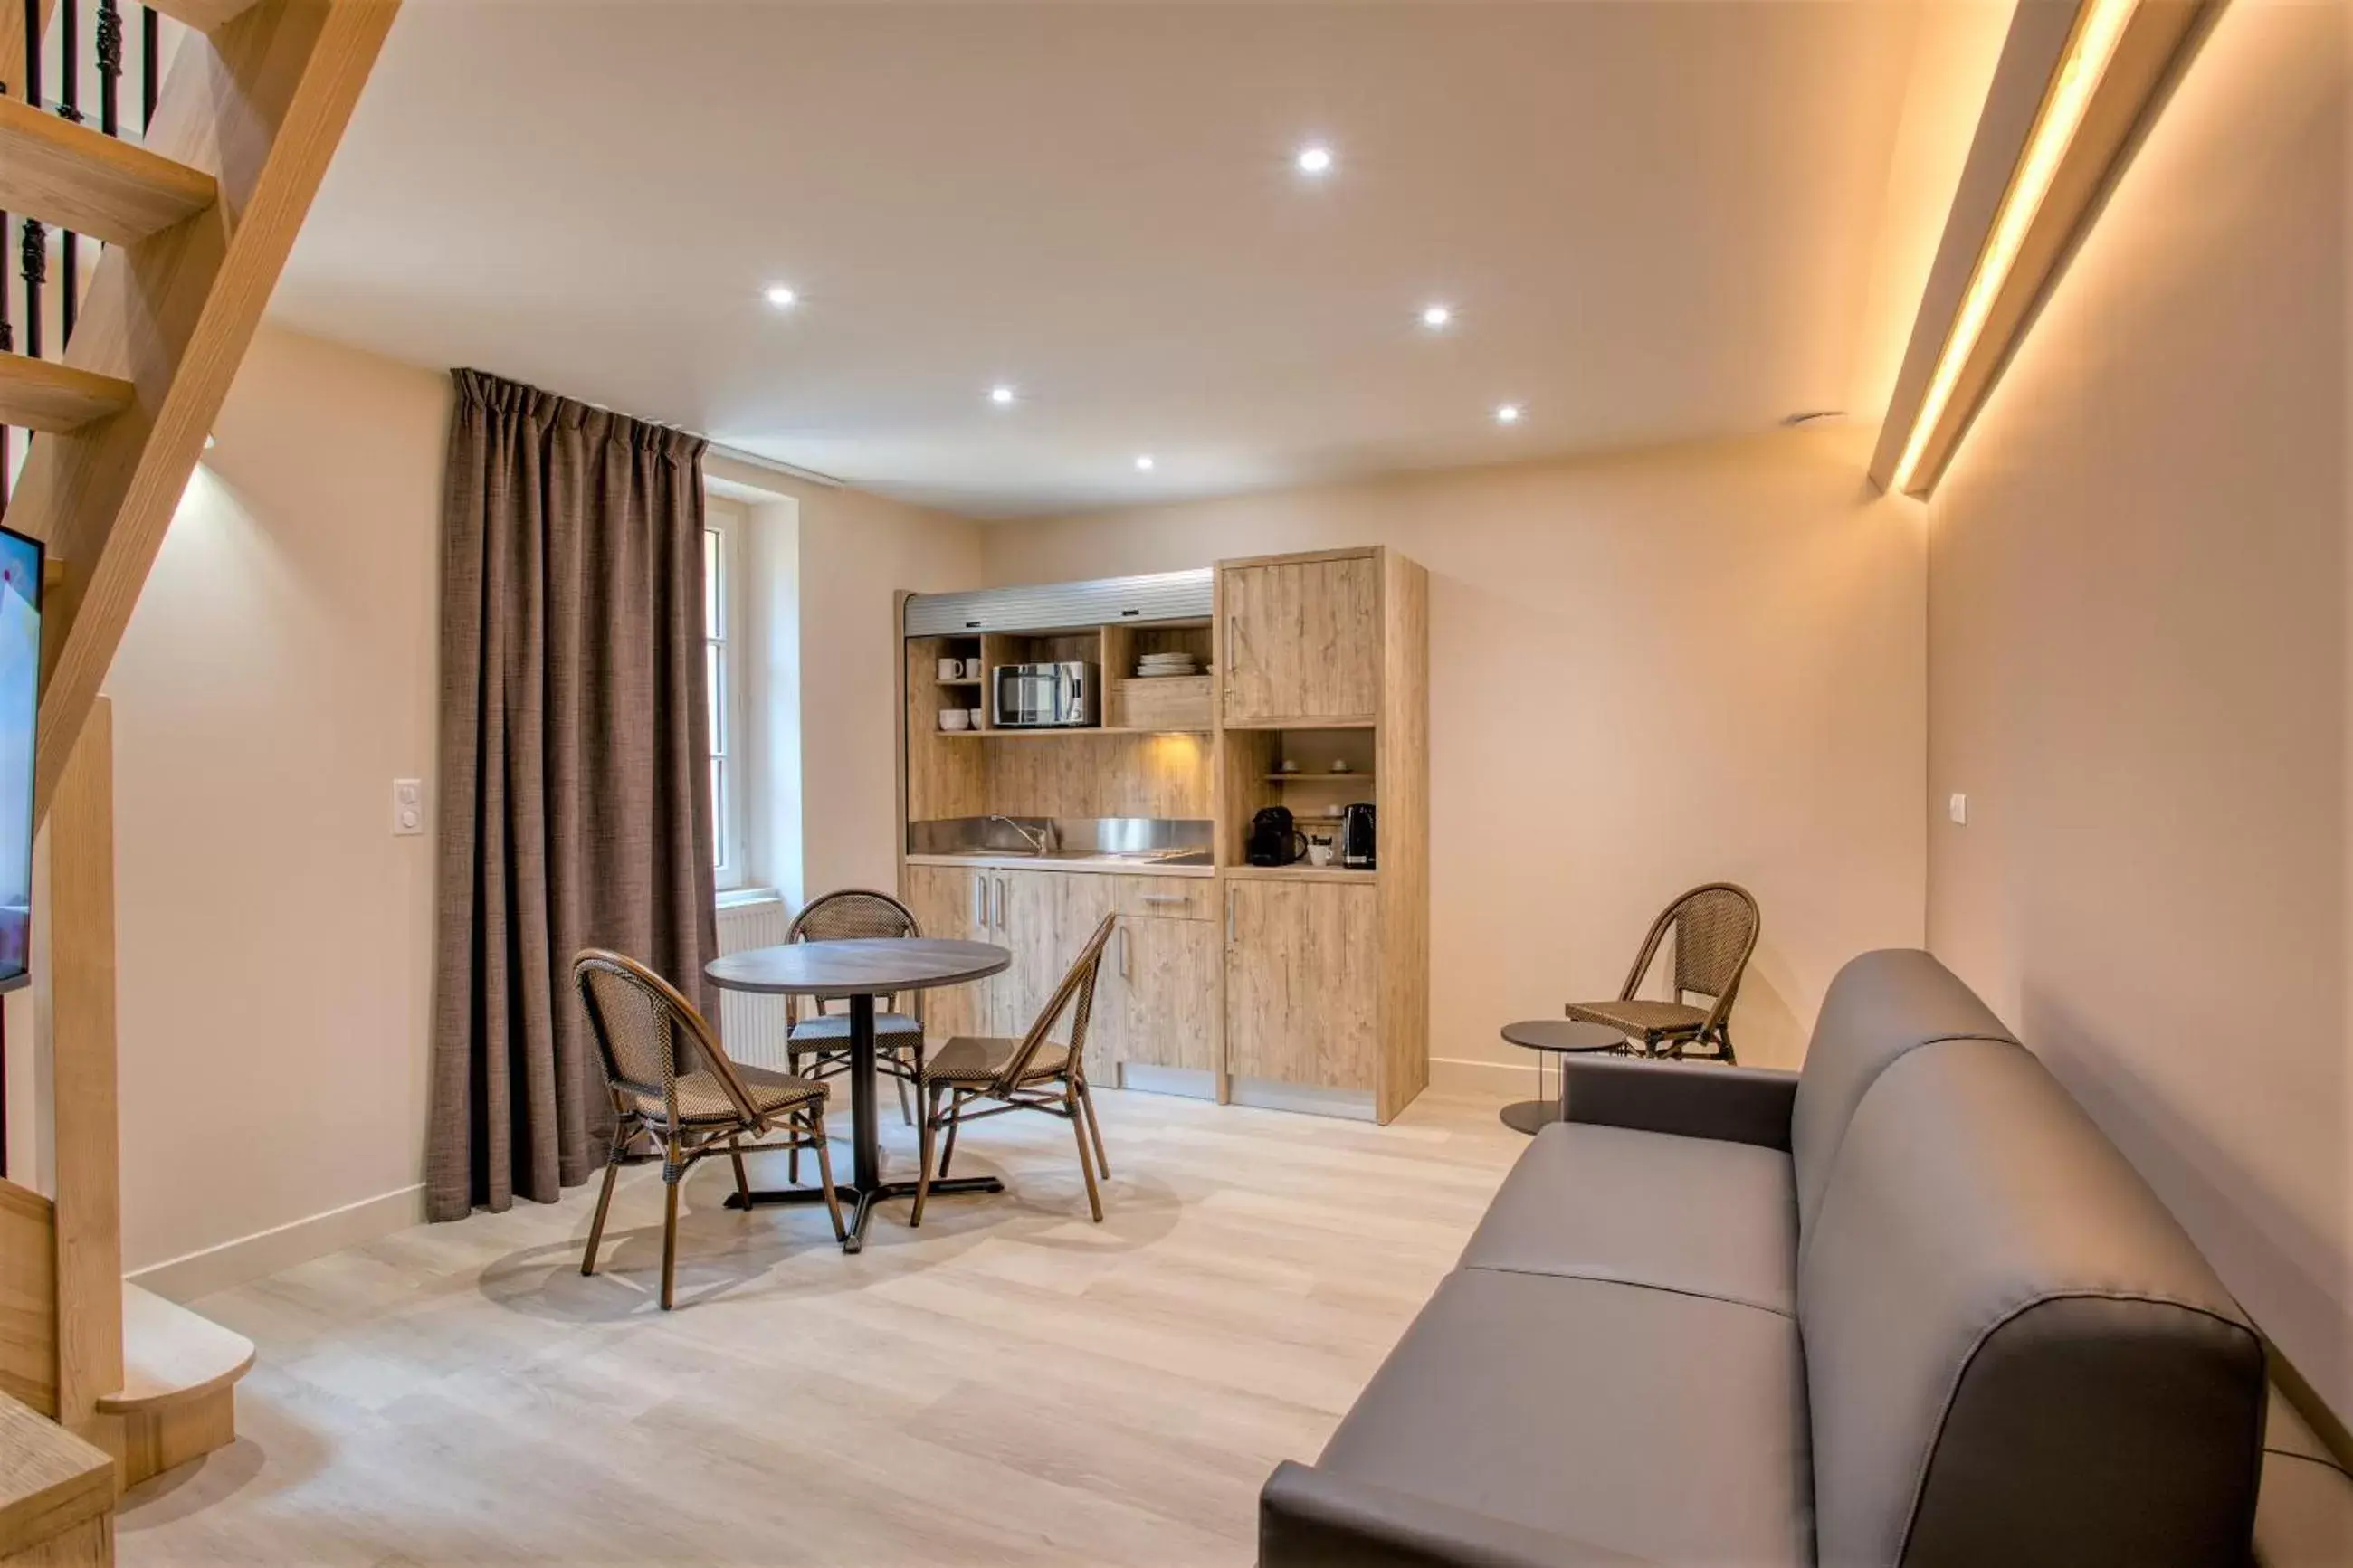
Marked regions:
[630,1060,824,1126]
[789,1012,923,1048]
[1565,998,1710,1041]
[926,1035,1071,1087]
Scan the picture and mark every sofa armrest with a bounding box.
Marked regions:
[1259,1461,1658,1568]
[1558,1058,1797,1150]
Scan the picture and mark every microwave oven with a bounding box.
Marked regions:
[993,661,1097,727]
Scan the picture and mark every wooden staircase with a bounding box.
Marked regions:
[0,1,395,1561]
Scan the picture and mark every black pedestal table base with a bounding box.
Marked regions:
[705,940,1015,1253]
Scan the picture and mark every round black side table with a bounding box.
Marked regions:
[1498,1020,1629,1134]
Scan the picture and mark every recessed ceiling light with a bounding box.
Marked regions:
[1494,404,1523,424]
[1135,455,1156,471]
[763,283,797,309]
[1420,303,1453,329]
[990,385,1017,406]
[1295,143,1334,176]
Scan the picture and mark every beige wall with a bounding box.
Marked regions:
[1924,3,2350,1415]
[106,325,449,1284]
[984,426,1927,1076]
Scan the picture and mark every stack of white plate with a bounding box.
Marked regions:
[1137,652,1201,678]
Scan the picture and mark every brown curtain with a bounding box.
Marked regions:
[427,369,716,1221]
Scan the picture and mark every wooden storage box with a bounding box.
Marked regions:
[1110,675,1211,730]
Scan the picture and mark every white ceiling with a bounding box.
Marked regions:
[271,2,1934,518]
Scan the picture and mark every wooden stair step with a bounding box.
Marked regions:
[143,0,263,32]
[0,353,132,432]
[0,96,216,247]
[93,1283,253,1415]
[0,1394,113,1560]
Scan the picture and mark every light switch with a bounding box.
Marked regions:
[393,777,425,836]
[1948,792,1968,825]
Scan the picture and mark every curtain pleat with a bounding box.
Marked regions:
[427,369,717,1221]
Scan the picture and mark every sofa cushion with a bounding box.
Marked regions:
[1458,1121,1796,1316]
[2256,1387,2353,1567]
[1318,1269,1813,1567]
[1799,1037,2265,1568]
[1788,949,2016,1243]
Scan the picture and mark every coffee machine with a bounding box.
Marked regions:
[1340,803,1377,869]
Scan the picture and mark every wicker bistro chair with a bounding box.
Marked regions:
[784,890,929,1138]
[1566,883,1760,1064]
[910,911,1118,1228]
[573,949,844,1310]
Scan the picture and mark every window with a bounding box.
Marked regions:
[704,518,742,887]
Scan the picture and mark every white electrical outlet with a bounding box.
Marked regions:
[1948,792,1968,825]
[393,778,425,836]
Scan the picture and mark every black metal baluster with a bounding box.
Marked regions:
[138,3,153,128]
[20,0,41,362]
[97,0,119,137]
[57,0,77,344]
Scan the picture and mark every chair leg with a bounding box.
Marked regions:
[938,1093,962,1178]
[894,1064,913,1127]
[580,1136,624,1277]
[807,1108,847,1241]
[1066,1088,1103,1222]
[728,1136,751,1204]
[659,1141,683,1311]
[911,1085,941,1228]
[1078,1079,1110,1179]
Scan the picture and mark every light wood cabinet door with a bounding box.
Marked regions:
[1220,555,1380,726]
[900,864,992,1042]
[998,870,1117,1075]
[1112,916,1221,1074]
[1224,879,1378,1089]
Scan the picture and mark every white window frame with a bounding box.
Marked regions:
[705,509,748,890]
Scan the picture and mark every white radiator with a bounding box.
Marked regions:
[715,895,793,1069]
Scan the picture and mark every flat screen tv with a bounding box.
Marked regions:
[0,523,39,993]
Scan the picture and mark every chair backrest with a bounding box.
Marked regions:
[788,889,922,1016]
[789,889,921,943]
[1670,883,1758,1003]
[990,912,1118,1096]
[573,948,760,1130]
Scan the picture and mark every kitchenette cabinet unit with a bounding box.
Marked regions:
[897,546,1427,1124]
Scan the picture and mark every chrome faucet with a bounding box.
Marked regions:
[986,814,1057,856]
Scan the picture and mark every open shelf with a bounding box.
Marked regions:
[1266,771,1371,783]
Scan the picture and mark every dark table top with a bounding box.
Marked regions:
[706,937,1011,997]
[1500,1019,1628,1055]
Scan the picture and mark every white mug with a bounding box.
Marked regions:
[964,658,985,679]
[938,657,963,681]
[968,708,985,729]
[1307,838,1334,867]
[939,708,970,731]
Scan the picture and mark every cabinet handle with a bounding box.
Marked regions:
[1119,927,1130,979]
[991,876,1005,930]
[1139,893,1188,906]
[1225,889,1236,945]
[971,876,986,928]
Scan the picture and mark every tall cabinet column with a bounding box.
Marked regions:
[1215,546,1428,1123]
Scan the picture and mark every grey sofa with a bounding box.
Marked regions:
[1260,948,2274,1567]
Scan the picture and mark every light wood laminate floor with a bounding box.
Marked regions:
[118,1087,1523,1567]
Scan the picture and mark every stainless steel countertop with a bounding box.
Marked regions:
[904,851,1215,878]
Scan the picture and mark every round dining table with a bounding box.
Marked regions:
[706,936,1010,1253]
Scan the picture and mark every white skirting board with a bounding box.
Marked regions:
[127,1183,429,1303]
